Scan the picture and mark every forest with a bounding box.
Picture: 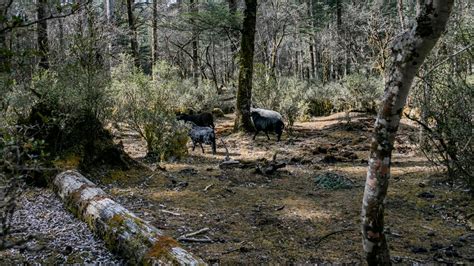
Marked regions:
[0,0,472,264]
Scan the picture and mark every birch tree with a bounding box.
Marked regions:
[361,1,454,264]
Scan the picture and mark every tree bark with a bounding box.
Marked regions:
[361,1,454,265]
[335,0,342,32]
[190,0,199,86]
[152,0,159,68]
[52,170,204,264]
[397,0,406,30]
[228,0,239,78]
[37,0,49,69]
[234,0,257,132]
[126,0,140,68]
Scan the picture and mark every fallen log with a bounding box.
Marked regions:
[52,170,205,265]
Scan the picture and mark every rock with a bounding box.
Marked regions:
[411,246,428,253]
[219,160,240,169]
[444,246,459,257]
[320,155,340,164]
[459,233,474,243]
[312,146,328,154]
[340,150,358,160]
[391,256,403,263]
[179,167,198,175]
[430,243,443,251]
[63,245,73,255]
[418,191,435,199]
[212,108,225,118]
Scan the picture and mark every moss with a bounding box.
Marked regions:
[53,153,81,169]
[108,214,126,228]
[145,236,180,260]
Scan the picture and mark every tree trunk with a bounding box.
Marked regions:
[228,0,238,78]
[397,0,406,30]
[234,0,257,132]
[0,25,9,76]
[336,0,342,32]
[361,1,454,265]
[152,0,159,68]
[126,0,140,68]
[37,0,49,69]
[190,0,199,87]
[52,170,204,264]
[335,0,343,79]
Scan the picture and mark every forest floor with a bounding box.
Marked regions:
[2,112,473,264]
[101,112,473,264]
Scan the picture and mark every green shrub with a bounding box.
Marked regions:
[306,74,383,116]
[253,66,309,132]
[412,75,473,188]
[153,61,219,113]
[110,56,191,161]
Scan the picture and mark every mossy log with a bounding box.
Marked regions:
[52,170,205,265]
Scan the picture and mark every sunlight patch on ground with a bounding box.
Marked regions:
[282,198,336,221]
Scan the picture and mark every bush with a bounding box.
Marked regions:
[343,74,382,113]
[253,66,309,132]
[306,74,383,116]
[110,56,192,161]
[411,75,473,188]
[152,61,219,113]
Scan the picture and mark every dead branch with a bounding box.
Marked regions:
[204,184,214,191]
[177,237,213,243]
[314,228,353,247]
[160,209,181,216]
[179,227,210,239]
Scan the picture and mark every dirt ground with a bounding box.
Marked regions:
[92,113,473,263]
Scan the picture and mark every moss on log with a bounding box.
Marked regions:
[52,170,205,265]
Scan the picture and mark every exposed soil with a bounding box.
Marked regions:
[101,112,473,264]
[3,112,472,264]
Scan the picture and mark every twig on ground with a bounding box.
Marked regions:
[177,228,212,243]
[160,209,181,216]
[177,236,213,243]
[180,227,210,238]
[204,184,214,191]
[221,241,247,255]
[220,139,231,161]
[314,228,353,247]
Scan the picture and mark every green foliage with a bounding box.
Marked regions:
[110,56,194,161]
[306,74,383,116]
[253,65,309,132]
[153,61,219,113]
[412,75,473,188]
[410,5,473,189]
[253,66,382,131]
[314,172,354,190]
[342,74,382,113]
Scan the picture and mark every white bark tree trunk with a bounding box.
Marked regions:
[361,1,454,265]
[52,170,204,265]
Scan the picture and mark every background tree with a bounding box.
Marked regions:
[126,0,140,68]
[234,0,257,132]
